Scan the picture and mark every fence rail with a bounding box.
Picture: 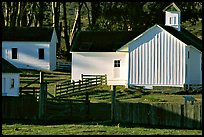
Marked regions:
[56,61,71,71]
[55,74,107,98]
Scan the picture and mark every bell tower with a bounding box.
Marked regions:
[163,2,181,31]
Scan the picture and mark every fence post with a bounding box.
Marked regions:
[81,74,84,81]
[72,80,75,92]
[105,74,107,85]
[38,71,47,120]
[54,85,57,97]
[96,75,98,85]
[111,85,116,122]
[85,92,90,120]
[100,76,102,85]
[79,80,81,92]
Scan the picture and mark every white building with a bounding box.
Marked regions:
[70,31,141,86]
[2,58,21,96]
[2,27,58,71]
[70,3,202,88]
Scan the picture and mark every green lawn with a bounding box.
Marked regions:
[19,69,202,104]
[2,121,202,135]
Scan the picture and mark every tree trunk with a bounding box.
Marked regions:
[1,7,5,27]
[39,2,44,26]
[91,2,100,29]
[16,2,21,27]
[6,2,11,26]
[77,2,83,30]
[52,2,61,51]
[10,2,17,26]
[63,2,70,60]
[84,2,91,28]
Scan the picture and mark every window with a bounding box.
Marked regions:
[188,51,189,59]
[10,78,14,88]
[39,48,44,59]
[114,60,120,67]
[174,17,177,24]
[169,16,177,25]
[12,48,17,59]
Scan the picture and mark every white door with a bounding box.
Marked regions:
[113,60,120,78]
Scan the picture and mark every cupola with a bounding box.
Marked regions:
[163,2,181,31]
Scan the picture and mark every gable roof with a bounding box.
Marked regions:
[118,24,202,52]
[163,2,180,12]
[2,58,21,73]
[161,25,202,51]
[70,30,143,52]
[2,27,55,42]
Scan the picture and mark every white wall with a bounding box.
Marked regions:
[2,73,20,96]
[188,46,202,84]
[71,52,128,86]
[128,26,186,87]
[2,41,51,71]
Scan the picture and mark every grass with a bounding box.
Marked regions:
[19,69,202,104]
[2,121,202,135]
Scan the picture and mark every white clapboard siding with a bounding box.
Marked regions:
[129,29,186,87]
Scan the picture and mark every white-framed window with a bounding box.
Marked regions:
[10,78,14,88]
[114,60,120,67]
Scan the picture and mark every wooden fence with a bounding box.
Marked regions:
[56,61,71,71]
[2,96,38,120]
[19,77,40,100]
[114,102,202,129]
[54,74,107,98]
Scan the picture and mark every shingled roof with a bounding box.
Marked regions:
[2,27,54,41]
[70,30,143,52]
[2,58,21,73]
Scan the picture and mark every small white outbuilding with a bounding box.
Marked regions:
[2,27,58,71]
[2,58,21,96]
[70,3,202,88]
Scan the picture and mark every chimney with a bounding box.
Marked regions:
[163,2,181,31]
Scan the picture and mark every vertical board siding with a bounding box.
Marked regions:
[135,48,139,84]
[139,46,142,84]
[166,33,170,85]
[148,41,151,84]
[157,33,161,84]
[142,44,145,84]
[151,39,154,84]
[130,30,186,86]
[132,50,136,84]
[154,34,158,84]
[160,31,164,84]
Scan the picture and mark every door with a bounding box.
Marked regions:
[113,60,120,78]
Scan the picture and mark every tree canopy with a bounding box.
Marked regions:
[1,2,202,59]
